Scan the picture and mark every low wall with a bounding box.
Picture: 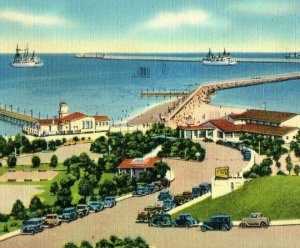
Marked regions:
[167,192,211,215]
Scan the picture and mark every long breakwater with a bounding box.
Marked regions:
[168,73,300,122]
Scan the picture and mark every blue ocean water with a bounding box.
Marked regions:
[0,53,300,136]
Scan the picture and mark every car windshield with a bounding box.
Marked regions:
[25,220,38,225]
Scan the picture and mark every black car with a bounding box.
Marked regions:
[199,183,211,194]
[148,213,172,227]
[192,186,202,199]
[173,213,198,227]
[201,215,233,232]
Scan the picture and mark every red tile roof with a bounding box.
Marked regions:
[229,109,297,124]
[241,124,298,137]
[61,112,86,121]
[37,119,59,125]
[118,157,161,169]
[94,116,110,121]
[179,125,215,131]
[209,119,242,132]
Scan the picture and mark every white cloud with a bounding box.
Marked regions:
[230,1,294,16]
[144,9,210,29]
[0,10,67,26]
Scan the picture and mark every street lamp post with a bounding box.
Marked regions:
[196,152,200,161]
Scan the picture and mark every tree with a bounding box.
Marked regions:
[7,154,17,167]
[78,176,94,199]
[60,174,76,188]
[63,242,78,248]
[98,180,117,198]
[287,162,293,175]
[11,199,27,220]
[294,164,300,175]
[70,164,81,180]
[50,181,59,195]
[50,154,58,167]
[48,140,57,151]
[32,155,41,167]
[79,240,93,248]
[29,196,44,212]
[56,187,72,208]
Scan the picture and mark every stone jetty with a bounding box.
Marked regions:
[168,73,300,124]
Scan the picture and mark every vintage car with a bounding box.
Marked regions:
[132,186,150,197]
[21,218,44,234]
[201,215,233,232]
[148,213,172,227]
[135,206,162,223]
[192,186,203,199]
[199,183,211,194]
[239,213,270,228]
[59,207,77,222]
[42,214,61,227]
[156,189,173,206]
[145,183,159,193]
[88,201,104,212]
[103,196,116,208]
[173,191,193,206]
[172,213,198,227]
[76,204,90,217]
[162,199,176,211]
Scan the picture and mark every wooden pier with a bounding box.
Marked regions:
[140,91,190,97]
[0,108,38,126]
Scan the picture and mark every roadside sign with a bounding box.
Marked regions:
[215,167,229,179]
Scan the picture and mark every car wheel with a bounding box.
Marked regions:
[239,222,247,228]
[221,225,227,231]
[260,222,268,228]
[185,222,191,228]
[50,223,54,228]
[31,230,35,235]
[201,226,207,232]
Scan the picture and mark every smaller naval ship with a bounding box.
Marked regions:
[11,44,44,68]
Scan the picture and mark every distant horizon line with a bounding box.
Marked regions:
[0,51,297,54]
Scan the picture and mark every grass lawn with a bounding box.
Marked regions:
[0,217,22,236]
[174,176,300,221]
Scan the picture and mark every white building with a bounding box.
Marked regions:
[23,103,110,137]
[180,109,299,143]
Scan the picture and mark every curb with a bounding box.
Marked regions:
[0,230,20,242]
[167,193,211,215]
[116,193,132,202]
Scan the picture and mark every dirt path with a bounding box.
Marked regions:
[0,143,101,166]
[0,185,43,213]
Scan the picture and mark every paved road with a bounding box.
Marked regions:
[2,195,299,248]
[2,144,296,248]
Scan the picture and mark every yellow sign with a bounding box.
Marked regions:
[215,167,229,179]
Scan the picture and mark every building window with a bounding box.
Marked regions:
[207,130,213,137]
[194,131,197,137]
[217,131,223,138]
[82,121,85,129]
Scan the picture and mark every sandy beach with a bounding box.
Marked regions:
[126,98,183,125]
[127,96,245,127]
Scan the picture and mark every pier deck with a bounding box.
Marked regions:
[85,55,300,64]
[140,91,190,97]
[0,108,38,126]
[168,73,300,121]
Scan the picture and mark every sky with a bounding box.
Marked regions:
[0,0,299,53]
